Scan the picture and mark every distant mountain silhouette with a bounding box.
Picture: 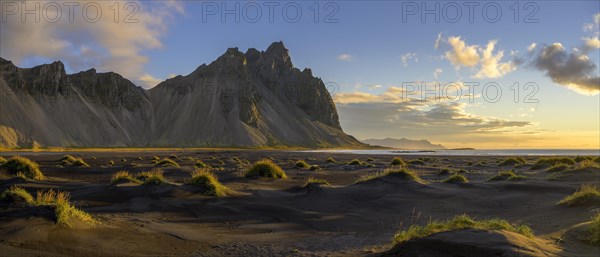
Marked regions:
[362,138,446,150]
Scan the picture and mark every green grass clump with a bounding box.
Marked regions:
[154,158,180,167]
[436,168,453,176]
[488,171,525,181]
[137,169,166,185]
[355,167,421,184]
[570,160,600,171]
[326,157,337,163]
[594,156,600,164]
[108,160,115,166]
[408,159,426,166]
[295,160,310,169]
[0,156,7,164]
[34,189,96,227]
[309,165,320,171]
[443,174,469,183]
[111,171,140,184]
[390,157,406,166]
[393,214,533,244]
[498,157,526,166]
[558,184,600,206]
[574,156,593,162]
[302,176,331,188]
[366,157,375,162]
[245,159,287,179]
[587,214,600,246]
[231,157,241,163]
[2,156,44,180]
[168,154,178,160]
[347,159,366,165]
[59,155,89,167]
[195,160,209,168]
[188,169,228,197]
[59,155,77,163]
[0,186,33,204]
[530,157,575,170]
[546,164,568,173]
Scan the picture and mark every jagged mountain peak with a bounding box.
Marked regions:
[0,42,364,148]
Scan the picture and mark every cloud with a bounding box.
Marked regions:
[139,74,163,88]
[531,43,600,95]
[434,32,443,49]
[583,36,600,50]
[338,54,353,62]
[444,36,480,67]
[474,40,517,79]
[433,68,443,79]
[528,43,537,52]
[401,53,417,66]
[0,0,184,88]
[337,101,532,139]
[368,84,382,90]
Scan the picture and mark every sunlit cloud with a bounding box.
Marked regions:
[531,43,599,95]
[444,36,480,67]
[0,0,184,88]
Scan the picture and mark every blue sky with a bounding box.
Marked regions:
[1,0,599,148]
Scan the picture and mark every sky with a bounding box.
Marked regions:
[1,0,599,149]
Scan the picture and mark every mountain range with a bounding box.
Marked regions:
[0,42,364,148]
[361,138,446,150]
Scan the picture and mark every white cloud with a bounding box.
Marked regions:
[444,36,480,67]
[583,36,600,49]
[368,84,383,90]
[139,74,163,88]
[338,54,353,62]
[433,68,443,79]
[434,32,442,49]
[474,40,516,79]
[401,52,417,67]
[0,0,184,89]
[527,43,537,52]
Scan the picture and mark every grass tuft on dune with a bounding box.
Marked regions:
[558,184,600,206]
[154,158,180,167]
[1,156,44,180]
[390,157,406,166]
[325,157,337,163]
[530,157,575,170]
[188,169,228,197]
[35,189,96,227]
[393,214,534,244]
[194,160,209,168]
[498,157,526,166]
[488,171,525,181]
[587,214,600,246]
[0,186,34,204]
[137,169,167,185]
[0,156,6,164]
[347,159,366,166]
[355,167,421,184]
[111,171,140,184]
[245,159,287,179]
[59,155,89,167]
[302,176,331,188]
[295,160,310,169]
[443,174,469,183]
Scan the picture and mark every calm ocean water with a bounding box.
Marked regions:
[301,149,600,156]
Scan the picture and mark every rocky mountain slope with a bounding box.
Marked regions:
[0,42,363,148]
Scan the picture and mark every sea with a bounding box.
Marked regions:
[300,149,600,156]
